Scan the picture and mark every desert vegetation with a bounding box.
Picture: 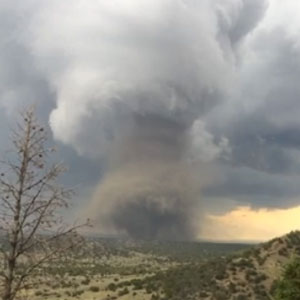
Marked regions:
[1,230,300,299]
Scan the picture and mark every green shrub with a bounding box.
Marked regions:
[107,282,117,291]
[274,256,300,300]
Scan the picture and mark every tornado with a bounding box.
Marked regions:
[88,113,199,240]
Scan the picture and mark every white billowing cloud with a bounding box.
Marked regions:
[18,0,266,158]
[0,0,269,160]
[260,0,300,35]
[189,119,231,163]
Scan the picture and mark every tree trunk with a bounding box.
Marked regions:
[2,254,17,300]
[2,284,12,300]
[2,271,13,300]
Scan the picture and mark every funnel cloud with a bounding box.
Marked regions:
[88,114,201,240]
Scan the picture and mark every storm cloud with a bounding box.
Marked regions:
[26,0,263,239]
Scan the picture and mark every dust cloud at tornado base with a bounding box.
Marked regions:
[88,114,197,240]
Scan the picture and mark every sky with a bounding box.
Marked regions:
[1,0,300,241]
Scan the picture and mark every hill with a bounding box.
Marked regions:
[128,231,300,299]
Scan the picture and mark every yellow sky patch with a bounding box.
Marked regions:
[200,205,300,242]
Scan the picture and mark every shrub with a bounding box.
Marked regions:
[118,288,129,296]
[89,286,100,292]
[273,257,300,300]
[81,277,90,285]
[107,282,117,291]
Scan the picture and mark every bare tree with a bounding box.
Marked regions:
[0,107,87,300]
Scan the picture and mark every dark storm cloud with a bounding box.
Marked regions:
[222,113,300,174]
[204,165,300,208]
[0,1,53,112]
[59,146,105,187]
[203,14,300,211]
[224,24,300,176]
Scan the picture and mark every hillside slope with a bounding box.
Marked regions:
[125,231,300,300]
